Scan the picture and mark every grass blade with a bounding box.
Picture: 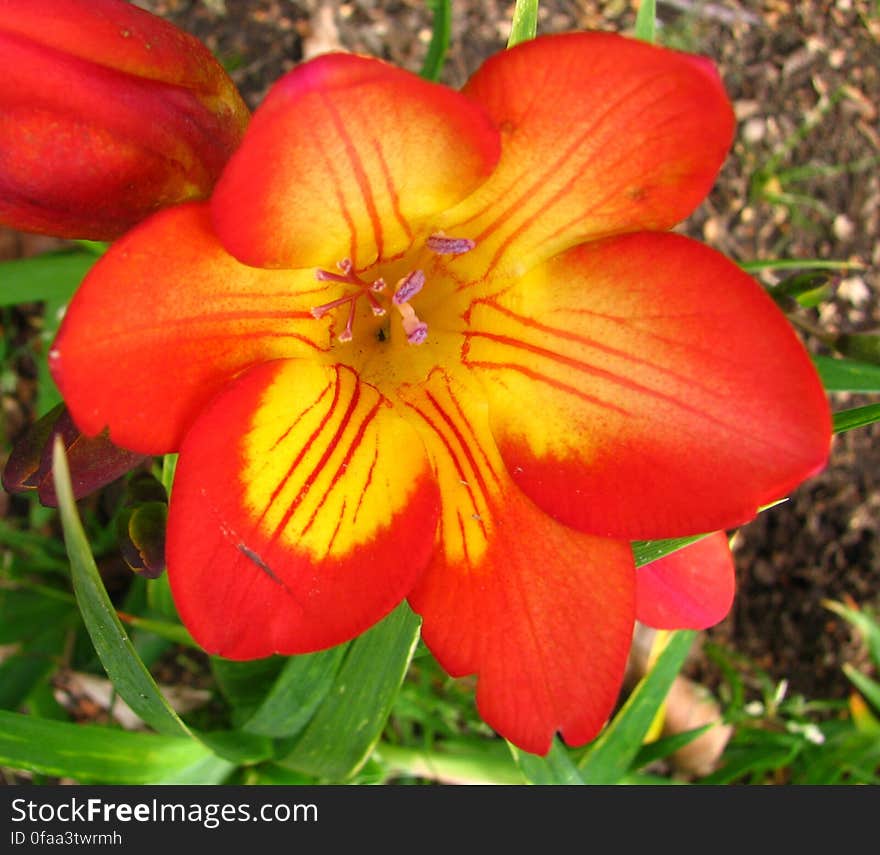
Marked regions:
[507,0,539,47]
[578,630,696,783]
[52,439,192,739]
[0,251,94,306]
[0,710,217,784]
[814,355,880,393]
[833,403,880,434]
[634,0,657,42]
[243,645,347,738]
[510,738,585,784]
[419,0,451,81]
[279,603,421,780]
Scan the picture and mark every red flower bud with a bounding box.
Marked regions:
[0,0,249,239]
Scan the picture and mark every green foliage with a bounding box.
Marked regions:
[507,0,539,47]
[420,0,451,81]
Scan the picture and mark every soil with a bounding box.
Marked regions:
[3,0,879,709]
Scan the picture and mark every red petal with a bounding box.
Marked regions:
[440,32,734,275]
[168,359,440,658]
[211,52,499,269]
[636,533,735,630]
[0,0,247,239]
[50,204,331,454]
[464,232,831,539]
[401,371,634,754]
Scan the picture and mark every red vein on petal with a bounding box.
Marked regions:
[322,95,385,262]
[325,497,348,556]
[468,298,726,399]
[403,399,488,538]
[424,389,494,501]
[464,330,729,418]
[352,437,380,527]
[268,379,334,453]
[299,398,383,538]
[312,120,359,263]
[253,370,342,531]
[267,367,362,547]
[372,137,414,244]
[471,74,657,246]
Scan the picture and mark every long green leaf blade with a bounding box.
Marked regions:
[52,439,192,739]
[507,0,539,47]
[815,355,880,392]
[0,252,94,306]
[833,403,880,433]
[578,630,696,783]
[244,646,347,738]
[634,0,657,42]
[279,603,421,780]
[510,738,585,784]
[419,0,451,81]
[0,710,217,784]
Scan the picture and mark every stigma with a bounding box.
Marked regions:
[311,232,475,345]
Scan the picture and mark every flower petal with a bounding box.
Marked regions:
[168,359,440,658]
[440,32,734,276]
[636,533,735,630]
[0,0,247,239]
[400,370,634,755]
[50,204,332,454]
[211,52,500,269]
[464,232,831,539]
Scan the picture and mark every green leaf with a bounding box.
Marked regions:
[632,534,708,567]
[833,333,880,366]
[843,666,880,714]
[824,599,880,667]
[814,355,880,393]
[193,729,273,766]
[578,630,696,783]
[632,724,713,769]
[833,403,880,434]
[0,587,74,644]
[634,0,657,42]
[211,656,287,725]
[52,439,192,739]
[279,603,421,780]
[0,251,94,306]
[0,624,69,711]
[0,709,219,784]
[507,0,539,47]
[419,0,451,81]
[739,258,864,274]
[510,738,585,784]
[377,740,526,784]
[244,645,347,738]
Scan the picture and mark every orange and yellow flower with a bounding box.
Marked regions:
[50,33,831,753]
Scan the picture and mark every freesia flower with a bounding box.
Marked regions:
[49,33,831,754]
[0,0,248,239]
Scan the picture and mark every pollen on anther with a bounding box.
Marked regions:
[393,270,425,305]
[427,233,476,256]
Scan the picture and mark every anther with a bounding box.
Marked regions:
[396,302,428,346]
[427,233,476,256]
[392,270,425,305]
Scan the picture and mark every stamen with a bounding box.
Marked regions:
[427,232,476,256]
[392,270,425,305]
[366,292,386,316]
[338,300,357,342]
[396,301,429,346]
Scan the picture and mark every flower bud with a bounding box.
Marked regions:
[0,0,249,239]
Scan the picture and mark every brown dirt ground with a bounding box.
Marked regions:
[3,0,879,709]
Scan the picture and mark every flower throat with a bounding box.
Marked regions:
[310,233,476,345]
